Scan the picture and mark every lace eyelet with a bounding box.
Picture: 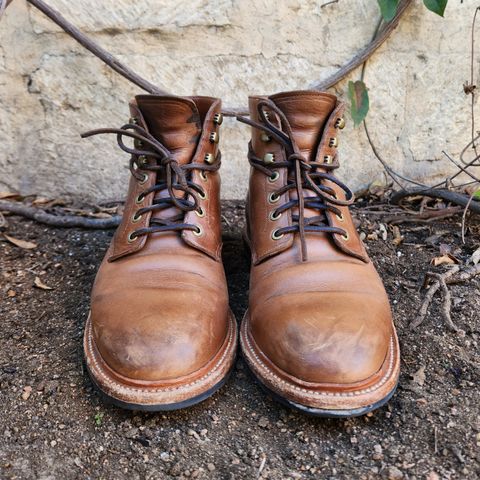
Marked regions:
[324,155,333,164]
[209,132,219,144]
[135,194,144,204]
[336,213,345,222]
[261,133,271,143]
[131,212,143,223]
[271,229,284,240]
[195,207,205,218]
[198,190,207,200]
[213,113,223,125]
[200,171,208,182]
[268,172,279,183]
[193,225,203,236]
[329,137,338,148]
[341,232,349,241]
[139,173,148,184]
[129,117,139,125]
[269,211,282,221]
[138,155,148,167]
[127,232,138,243]
[268,192,280,204]
[335,117,346,129]
[204,153,214,164]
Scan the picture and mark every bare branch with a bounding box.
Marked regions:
[0,200,121,229]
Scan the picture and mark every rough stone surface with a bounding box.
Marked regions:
[0,0,479,201]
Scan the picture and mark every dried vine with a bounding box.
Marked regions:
[0,0,413,117]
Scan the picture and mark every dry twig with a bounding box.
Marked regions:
[411,264,480,331]
[0,200,121,229]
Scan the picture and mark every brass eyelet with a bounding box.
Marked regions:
[129,117,139,125]
[329,137,338,148]
[200,171,208,182]
[268,171,280,183]
[135,194,144,204]
[204,153,214,164]
[213,113,223,125]
[264,153,275,164]
[269,211,282,221]
[138,155,148,167]
[268,192,280,204]
[193,225,203,237]
[139,173,148,184]
[261,133,271,143]
[195,207,205,218]
[272,229,284,240]
[209,132,219,144]
[336,213,345,222]
[127,232,138,243]
[131,212,143,223]
[335,117,346,129]
[198,190,207,200]
[324,155,333,164]
[341,232,350,241]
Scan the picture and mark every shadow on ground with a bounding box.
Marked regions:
[0,201,479,479]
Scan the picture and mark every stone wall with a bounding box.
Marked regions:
[0,0,478,201]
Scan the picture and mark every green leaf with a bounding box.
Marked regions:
[348,80,369,127]
[377,0,399,22]
[423,0,448,17]
[473,189,480,200]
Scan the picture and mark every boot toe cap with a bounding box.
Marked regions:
[90,290,228,382]
[249,291,393,385]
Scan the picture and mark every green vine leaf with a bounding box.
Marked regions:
[423,0,448,17]
[348,80,369,127]
[377,0,399,22]
[473,189,480,201]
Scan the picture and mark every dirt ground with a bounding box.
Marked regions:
[0,200,479,480]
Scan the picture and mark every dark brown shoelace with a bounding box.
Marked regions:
[82,121,220,239]
[237,99,353,261]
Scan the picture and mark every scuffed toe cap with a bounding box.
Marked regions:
[249,291,393,384]
[90,288,228,382]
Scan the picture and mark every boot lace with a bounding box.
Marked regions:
[82,120,220,240]
[237,99,353,261]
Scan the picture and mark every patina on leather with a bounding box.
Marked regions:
[83,95,236,409]
[239,90,400,414]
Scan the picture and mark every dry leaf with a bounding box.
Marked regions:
[0,191,21,200]
[21,386,32,401]
[4,234,37,250]
[34,276,53,290]
[88,212,112,219]
[412,366,426,386]
[32,197,51,205]
[392,225,404,246]
[379,223,388,241]
[469,246,480,265]
[431,255,456,267]
[7,290,16,297]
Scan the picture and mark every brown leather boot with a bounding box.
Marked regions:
[239,90,400,417]
[82,95,237,410]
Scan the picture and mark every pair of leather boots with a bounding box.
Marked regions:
[83,90,400,417]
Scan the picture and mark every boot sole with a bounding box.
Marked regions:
[84,311,238,411]
[240,312,400,418]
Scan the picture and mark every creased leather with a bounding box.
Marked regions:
[244,90,398,393]
[89,95,230,385]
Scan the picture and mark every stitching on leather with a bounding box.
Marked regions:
[85,314,236,395]
[241,318,396,398]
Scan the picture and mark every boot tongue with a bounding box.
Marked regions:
[269,91,337,161]
[135,95,201,165]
